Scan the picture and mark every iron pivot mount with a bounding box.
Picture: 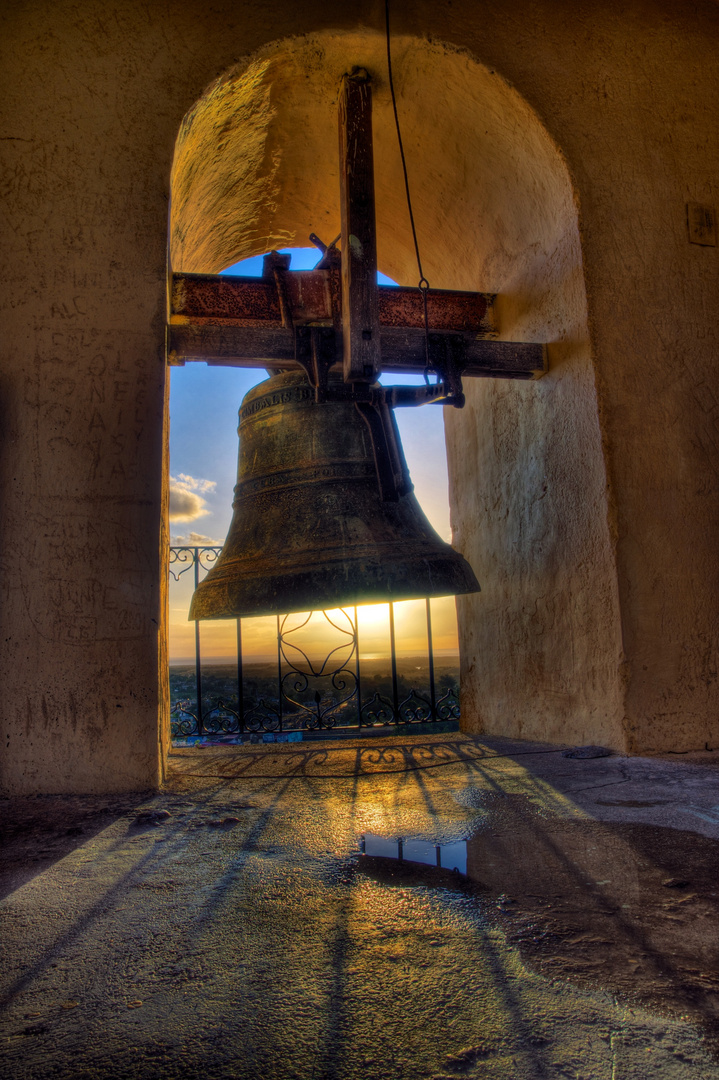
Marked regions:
[293,309,467,410]
[295,230,466,408]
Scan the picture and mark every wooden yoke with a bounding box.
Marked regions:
[339,69,382,384]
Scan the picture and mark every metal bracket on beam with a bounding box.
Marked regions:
[355,399,413,502]
[294,326,340,402]
[427,333,467,408]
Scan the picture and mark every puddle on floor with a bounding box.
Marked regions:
[358,794,719,1049]
[361,833,467,873]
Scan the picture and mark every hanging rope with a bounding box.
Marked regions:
[385,0,433,384]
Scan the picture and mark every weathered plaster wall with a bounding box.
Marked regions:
[450,210,626,747]
[1,0,718,794]
[0,2,173,793]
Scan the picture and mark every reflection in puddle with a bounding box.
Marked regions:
[358,800,719,1048]
[361,833,467,874]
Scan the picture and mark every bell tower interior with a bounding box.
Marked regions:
[169,31,622,752]
[3,1,718,797]
[4,7,719,1073]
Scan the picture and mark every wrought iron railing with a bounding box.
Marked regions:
[169,545,460,739]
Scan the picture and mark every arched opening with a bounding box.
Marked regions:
[168,30,623,750]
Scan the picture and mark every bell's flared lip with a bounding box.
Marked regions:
[189,557,480,620]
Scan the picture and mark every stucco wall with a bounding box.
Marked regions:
[1,0,717,793]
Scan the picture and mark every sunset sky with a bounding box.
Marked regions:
[168,248,460,662]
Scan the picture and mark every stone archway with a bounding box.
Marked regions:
[168,30,624,751]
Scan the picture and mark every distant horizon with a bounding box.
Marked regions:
[170,650,460,667]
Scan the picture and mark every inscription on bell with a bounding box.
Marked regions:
[240,383,313,422]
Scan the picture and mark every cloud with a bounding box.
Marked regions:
[169,474,215,521]
[171,532,223,547]
[169,488,208,521]
[173,473,216,494]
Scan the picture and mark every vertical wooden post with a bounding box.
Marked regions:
[338,69,381,383]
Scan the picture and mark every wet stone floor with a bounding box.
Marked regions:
[1,733,719,1079]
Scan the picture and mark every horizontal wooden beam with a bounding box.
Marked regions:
[168,324,297,366]
[170,271,495,334]
[380,328,546,380]
[167,323,546,380]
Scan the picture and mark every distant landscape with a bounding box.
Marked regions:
[170,654,460,727]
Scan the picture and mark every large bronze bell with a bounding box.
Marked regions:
[189,371,479,619]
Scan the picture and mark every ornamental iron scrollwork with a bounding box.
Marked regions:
[202,699,241,735]
[197,546,221,574]
[435,686,460,720]
[397,688,432,723]
[170,699,200,737]
[279,609,358,729]
[169,545,222,582]
[359,691,396,727]
[242,698,282,732]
